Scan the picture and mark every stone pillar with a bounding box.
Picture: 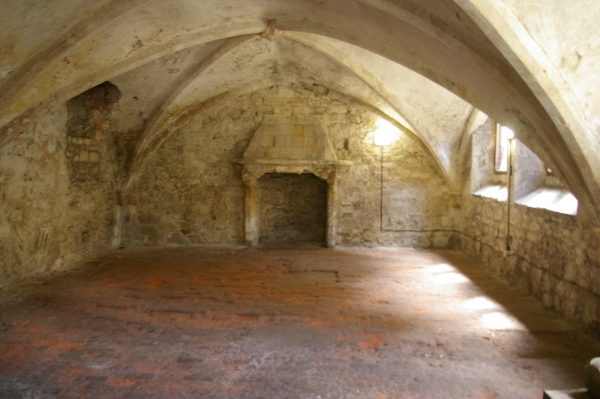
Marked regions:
[326,175,337,249]
[244,180,259,247]
[242,165,265,247]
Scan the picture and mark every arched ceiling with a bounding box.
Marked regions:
[112,33,473,190]
[0,0,599,222]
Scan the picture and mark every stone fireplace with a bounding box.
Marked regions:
[236,115,351,248]
[258,173,327,244]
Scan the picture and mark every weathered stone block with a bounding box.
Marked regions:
[273,106,292,115]
[526,232,538,242]
[280,124,294,136]
[432,232,450,248]
[292,107,309,115]
[290,148,302,160]
[529,222,541,232]
[278,87,295,98]
[273,136,286,147]
[348,114,361,124]
[266,124,280,135]
[327,105,348,114]
[138,213,159,225]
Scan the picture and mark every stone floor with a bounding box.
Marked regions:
[0,246,598,399]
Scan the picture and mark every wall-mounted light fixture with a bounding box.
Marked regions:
[373,119,400,146]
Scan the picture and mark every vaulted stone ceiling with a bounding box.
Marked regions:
[1,0,599,222]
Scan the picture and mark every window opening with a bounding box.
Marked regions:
[495,125,514,172]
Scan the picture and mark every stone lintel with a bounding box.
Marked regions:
[233,158,352,167]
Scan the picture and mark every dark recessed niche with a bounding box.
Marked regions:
[258,173,326,244]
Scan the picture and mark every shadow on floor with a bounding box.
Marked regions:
[437,250,600,379]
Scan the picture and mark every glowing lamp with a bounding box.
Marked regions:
[373,119,400,146]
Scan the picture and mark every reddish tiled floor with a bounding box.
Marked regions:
[0,247,598,398]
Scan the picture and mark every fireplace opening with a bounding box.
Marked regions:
[258,173,327,246]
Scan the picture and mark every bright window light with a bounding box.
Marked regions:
[495,125,514,172]
[374,119,400,146]
[462,296,499,311]
[433,272,470,284]
[515,188,578,215]
[429,264,455,273]
[501,125,514,140]
[474,185,508,201]
[480,312,526,331]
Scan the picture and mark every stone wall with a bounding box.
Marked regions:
[64,82,121,184]
[461,120,600,333]
[124,84,458,248]
[461,195,600,333]
[0,101,118,287]
[336,138,459,247]
[470,118,507,192]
